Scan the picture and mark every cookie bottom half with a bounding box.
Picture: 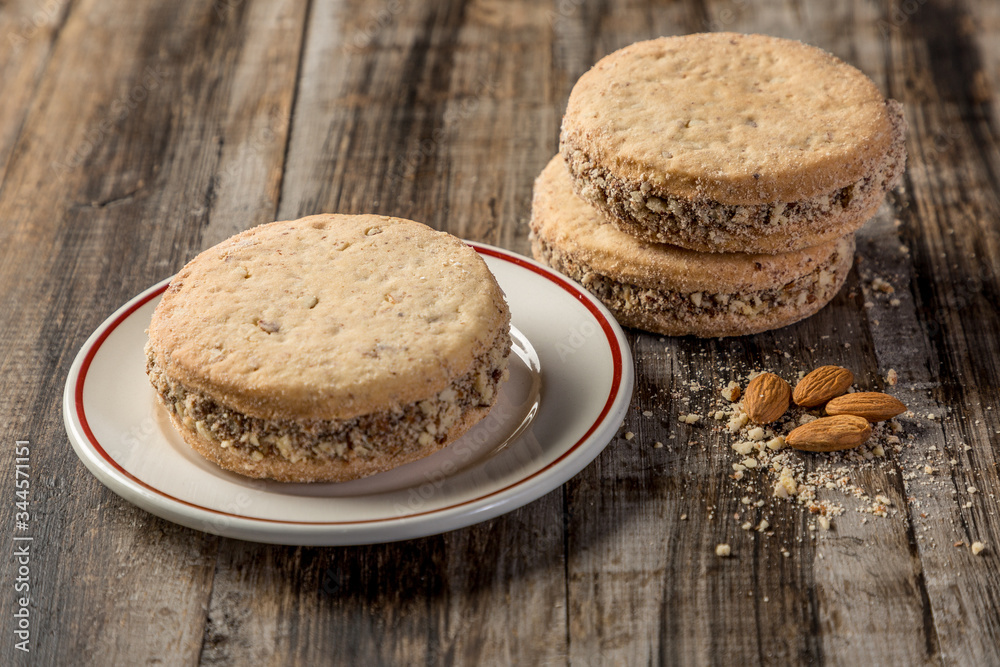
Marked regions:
[531,236,854,337]
[147,327,511,483]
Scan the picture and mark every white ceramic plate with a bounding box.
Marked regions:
[63,243,633,545]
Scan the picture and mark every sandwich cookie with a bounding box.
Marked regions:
[560,33,906,254]
[530,156,854,337]
[146,214,511,482]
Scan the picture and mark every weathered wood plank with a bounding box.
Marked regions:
[276,0,562,247]
[559,2,944,665]
[571,0,989,662]
[0,0,306,664]
[202,2,569,665]
[566,312,941,664]
[201,496,567,666]
[1,0,999,664]
[864,0,1000,662]
[0,0,72,185]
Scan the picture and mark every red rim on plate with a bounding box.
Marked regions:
[68,244,629,528]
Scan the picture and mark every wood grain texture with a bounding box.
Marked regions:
[0,0,306,664]
[0,0,999,665]
[875,0,1000,661]
[0,0,72,186]
[562,2,927,665]
[202,3,569,665]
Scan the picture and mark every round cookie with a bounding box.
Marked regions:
[560,33,906,254]
[530,156,854,337]
[146,214,511,482]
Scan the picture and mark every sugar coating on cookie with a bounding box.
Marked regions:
[530,156,854,337]
[561,33,906,253]
[146,214,511,482]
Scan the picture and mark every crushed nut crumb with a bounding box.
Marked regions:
[721,381,741,402]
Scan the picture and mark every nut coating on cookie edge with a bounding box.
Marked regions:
[558,33,907,255]
[145,214,512,482]
[561,33,898,205]
[529,155,856,337]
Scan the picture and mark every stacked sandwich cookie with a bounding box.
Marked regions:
[147,214,511,483]
[532,157,856,337]
[531,33,906,337]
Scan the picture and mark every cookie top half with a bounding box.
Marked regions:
[561,33,895,205]
[147,215,508,421]
[531,156,847,294]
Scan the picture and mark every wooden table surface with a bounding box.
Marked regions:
[2,0,999,664]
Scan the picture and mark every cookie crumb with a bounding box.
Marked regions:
[871,277,895,293]
[721,381,741,402]
[766,435,785,451]
[773,467,797,499]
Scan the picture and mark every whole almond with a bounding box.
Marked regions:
[743,373,791,424]
[793,365,854,407]
[785,415,872,452]
[825,392,907,422]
